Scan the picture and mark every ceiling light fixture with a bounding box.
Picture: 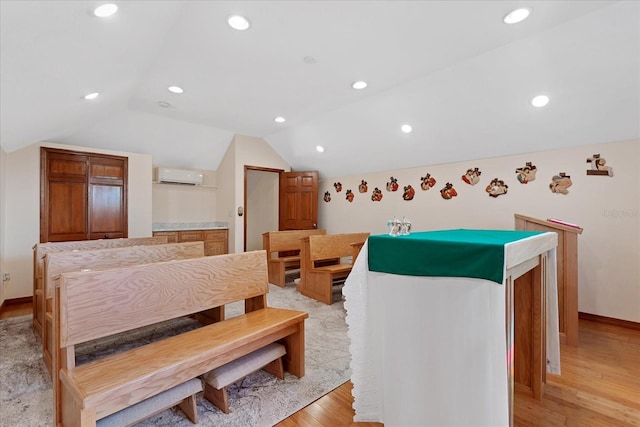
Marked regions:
[168,86,184,94]
[316,146,325,153]
[352,81,368,90]
[94,3,118,18]
[503,8,530,24]
[227,15,251,30]
[401,124,413,134]
[84,92,100,100]
[274,116,286,123]
[531,95,550,108]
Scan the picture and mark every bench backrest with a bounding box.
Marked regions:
[34,237,169,279]
[262,229,326,257]
[44,242,204,299]
[307,233,370,262]
[55,250,269,348]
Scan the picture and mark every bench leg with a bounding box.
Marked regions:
[203,382,230,414]
[281,321,306,378]
[262,357,285,380]
[268,263,286,287]
[61,383,97,427]
[178,394,199,424]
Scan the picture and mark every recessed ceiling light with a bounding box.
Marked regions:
[503,8,530,24]
[84,92,100,100]
[401,124,413,133]
[168,86,183,94]
[531,95,550,108]
[158,101,172,108]
[352,81,368,90]
[94,3,118,18]
[274,116,286,123]
[316,146,325,153]
[227,15,251,30]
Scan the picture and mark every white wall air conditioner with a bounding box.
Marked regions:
[155,167,204,186]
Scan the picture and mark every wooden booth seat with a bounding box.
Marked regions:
[298,233,370,304]
[262,229,326,287]
[32,236,169,339]
[42,241,205,377]
[53,250,308,427]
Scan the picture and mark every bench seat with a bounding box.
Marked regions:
[60,307,306,420]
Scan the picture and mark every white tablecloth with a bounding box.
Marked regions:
[343,239,560,426]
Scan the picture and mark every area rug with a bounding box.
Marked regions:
[0,284,351,426]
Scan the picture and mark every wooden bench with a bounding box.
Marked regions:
[32,236,169,339]
[262,229,326,287]
[54,250,308,426]
[42,241,205,378]
[298,233,369,304]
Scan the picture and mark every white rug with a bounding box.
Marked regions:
[0,284,351,426]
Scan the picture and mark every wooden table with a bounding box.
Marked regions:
[343,229,559,426]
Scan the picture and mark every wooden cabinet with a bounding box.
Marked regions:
[153,229,228,256]
[515,213,583,345]
[40,147,127,243]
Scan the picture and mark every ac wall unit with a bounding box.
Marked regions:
[155,167,204,186]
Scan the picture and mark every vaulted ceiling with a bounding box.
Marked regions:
[1,1,638,179]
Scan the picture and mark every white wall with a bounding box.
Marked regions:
[319,139,640,323]
[3,141,153,299]
[152,168,218,223]
[0,146,6,305]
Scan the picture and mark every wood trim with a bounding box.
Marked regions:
[0,296,33,315]
[244,165,285,252]
[579,312,640,331]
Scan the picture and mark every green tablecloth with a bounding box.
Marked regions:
[367,229,545,284]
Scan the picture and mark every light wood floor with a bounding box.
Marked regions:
[2,302,638,426]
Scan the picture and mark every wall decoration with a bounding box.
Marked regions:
[586,154,613,177]
[346,189,355,202]
[402,185,415,201]
[323,191,332,202]
[461,167,482,185]
[371,187,383,201]
[333,182,343,192]
[515,162,537,183]
[486,178,508,198]
[358,180,368,193]
[549,172,572,194]
[386,176,399,192]
[440,182,458,200]
[420,173,436,190]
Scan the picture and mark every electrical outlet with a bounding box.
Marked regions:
[2,273,10,282]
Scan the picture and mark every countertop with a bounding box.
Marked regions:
[152,222,229,232]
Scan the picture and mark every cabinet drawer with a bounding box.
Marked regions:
[204,230,227,241]
[153,231,178,243]
[178,230,204,242]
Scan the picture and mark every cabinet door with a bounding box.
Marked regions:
[41,150,89,242]
[204,230,228,255]
[88,156,127,240]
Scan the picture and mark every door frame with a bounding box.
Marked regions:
[243,165,284,252]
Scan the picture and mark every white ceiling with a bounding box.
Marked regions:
[1,1,638,179]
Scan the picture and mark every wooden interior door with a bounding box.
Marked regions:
[40,147,128,243]
[88,156,127,239]
[279,171,318,231]
[41,150,89,242]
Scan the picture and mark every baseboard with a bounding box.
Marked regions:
[0,296,33,314]
[579,312,640,331]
